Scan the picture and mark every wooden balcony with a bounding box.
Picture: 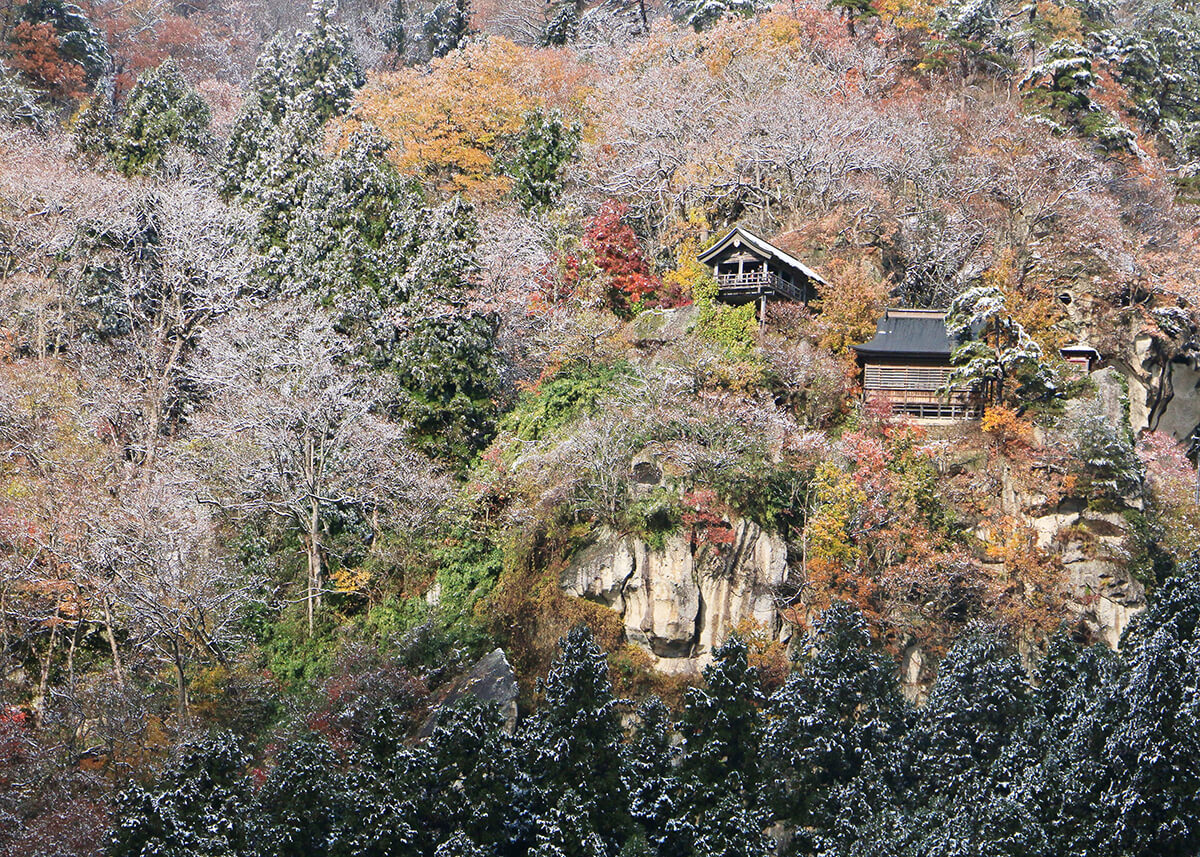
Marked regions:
[716,271,803,303]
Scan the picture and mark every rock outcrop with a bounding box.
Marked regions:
[419,648,519,736]
[561,522,788,675]
[1029,500,1146,647]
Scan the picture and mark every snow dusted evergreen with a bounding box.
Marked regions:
[109,564,1200,856]
[220,0,364,202]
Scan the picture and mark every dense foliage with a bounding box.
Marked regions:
[102,569,1200,856]
[2,0,1200,851]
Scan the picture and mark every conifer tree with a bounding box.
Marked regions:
[509,109,580,212]
[522,626,631,855]
[761,604,907,853]
[945,284,1058,407]
[111,59,211,176]
[109,733,252,857]
[71,76,116,160]
[422,0,472,58]
[624,698,683,856]
[1102,561,1200,856]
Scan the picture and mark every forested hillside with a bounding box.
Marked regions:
[2,0,1200,850]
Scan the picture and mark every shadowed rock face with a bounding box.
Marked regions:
[560,522,788,676]
[419,648,519,736]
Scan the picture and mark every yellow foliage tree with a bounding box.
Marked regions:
[337,38,590,201]
[812,257,888,355]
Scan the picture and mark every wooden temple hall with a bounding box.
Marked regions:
[698,226,829,312]
[851,308,980,421]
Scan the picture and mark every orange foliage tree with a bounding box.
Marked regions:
[7,20,86,99]
[337,37,589,200]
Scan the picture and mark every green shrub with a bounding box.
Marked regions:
[502,362,630,442]
[692,274,756,356]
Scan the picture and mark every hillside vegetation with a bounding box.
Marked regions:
[1,0,1200,851]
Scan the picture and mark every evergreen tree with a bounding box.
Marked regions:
[521,626,631,855]
[288,0,366,124]
[761,604,908,854]
[680,633,764,795]
[508,109,580,212]
[381,0,408,56]
[15,0,109,83]
[221,36,291,197]
[1011,634,1125,857]
[221,0,363,207]
[542,1,580,46]
[945,284,1058,407]
[388,197,500,463]
[677,634,768,854]
[385,701,521,854]
[71,77,116,160]
[252,733,359,857]
[109,733,252,857]
[624,698,683,857]
[423,0,472,58]
[1102,561,1200,856]
[685,0,760,32]
[111,60,211,176]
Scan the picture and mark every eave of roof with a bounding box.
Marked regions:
[851,309,958,358]
[696,226,830,286]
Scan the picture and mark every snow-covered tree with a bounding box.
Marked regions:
[110,59,211,176]
[685,0,761,32]
[1102,559,1200,856]
[761,604,908,851]
[522,626,631,854]
[220,0,364,207]
[110,733,252,857]
[945,283,1059,408]
[423,0,472,58]
[508,109,580,212]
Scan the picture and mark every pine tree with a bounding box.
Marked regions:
[680,633,764,795]
[109,733,252,857]
[944,284,1058,407]
[288,0,366,124]
[624,698,683,856]
[221,0,363,208]
[221,36,291,197]
[252,733,359,857]
[422,0,472,58]
[761,604,908,853]
[111,59,211,176]
[685,0,761,32]
[71,77,116,160]
[388,197,500,463]
[508,109,580,212]
[521,626,631,856]
[1102,560,1200,856]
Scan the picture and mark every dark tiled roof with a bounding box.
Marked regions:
[852,309,960,358]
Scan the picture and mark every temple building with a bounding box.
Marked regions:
[697,226,828,311]
[852,308,980,420]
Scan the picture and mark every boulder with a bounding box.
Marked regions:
[419,648,519,737]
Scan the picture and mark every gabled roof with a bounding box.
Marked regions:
[852,308,959,358]
[696,226,830,286]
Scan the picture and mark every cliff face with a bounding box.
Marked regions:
[561,522,788,675]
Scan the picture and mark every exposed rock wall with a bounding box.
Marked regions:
[561,521,788,675]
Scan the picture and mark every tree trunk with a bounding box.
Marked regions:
[34,598,61,728]
[172,637,189,725]
[102,595,126,689]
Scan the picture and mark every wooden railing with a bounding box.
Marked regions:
[863,384,981,420]
[716,271,802,301]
